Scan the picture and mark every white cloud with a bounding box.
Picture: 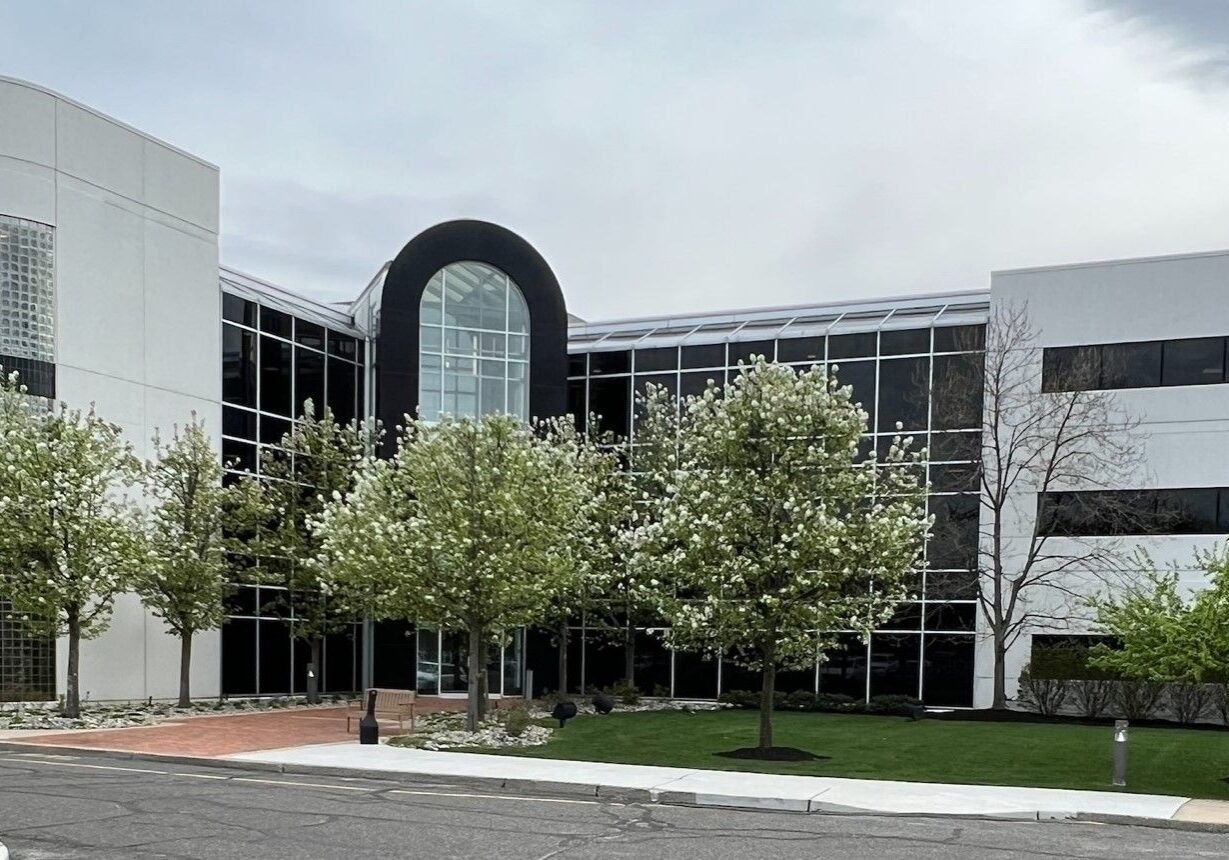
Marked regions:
[4,0,1229,319]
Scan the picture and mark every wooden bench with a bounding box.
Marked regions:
[346,688,417,733]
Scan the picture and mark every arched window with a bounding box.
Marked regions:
[418,261,530,421]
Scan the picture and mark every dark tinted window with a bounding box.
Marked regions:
[635,373,678,400]
[828,360,874,428]
[327,358,356,425]
[729,339,775,366]
[934,325,985,352]
[1042,345,1100,392]
[1101,341,1161,389]
[928,494,979,569]
[877,356,929,431]
[328,331,358,360]
[922,635,974,707]
[260,415,293,446]
[222,325,257,408]
[925,570,978,600]
[930,430,981,462]
[930,462,979,493]
[295,320,325,350]
[567,353,587,377]
[869,633,921,698]
[680,342,726,369]
[294,347,325,417]
[221,619,257,695]
[1044,336,1229,392]
[680,371,720,399]
[828,332,877,359]
[222,293,257,327]
[588,376,631,436]
[932,353,983,430]
[222,438,257,473]
[260,336,293,416]
[1156,488,1219,534]
[1039,488,1229,536]
[882,602,923,631]
[879,328,930,356]
[590,350,631,375]
[260,307,293,339]
[1162,338,1225,386]
[777,336,824,364]
[632,347,676,372]
[567,379,587,432]
[817,633,867,698]
[222,406,256,440]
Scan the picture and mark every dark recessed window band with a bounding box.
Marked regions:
[0,354,55,398]
[1042,336,1229,393]
[1038,487,1229,536]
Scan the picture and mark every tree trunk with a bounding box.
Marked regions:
[758,656,776,751]
[623,622,636,688]
[992,631,1008,710]
[466,626,482,731]
[65,612,81,719]
[476,637,490,723]
[178,634,193,708]
[306,636,322,705]
[557,620,569,696]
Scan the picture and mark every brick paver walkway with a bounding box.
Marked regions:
[6,697,501,758]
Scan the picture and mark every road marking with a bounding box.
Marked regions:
[390,789,605,806]
[14,759,169,776]
[232,777,371,792]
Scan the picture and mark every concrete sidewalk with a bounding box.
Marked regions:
[230,741,1206,824]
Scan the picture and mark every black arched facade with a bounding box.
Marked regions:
[376,220,569,453]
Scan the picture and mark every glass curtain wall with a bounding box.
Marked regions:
[219,292,366,697]
[0,215,56,701]
[562,322,984,706]
[418,261,530,421]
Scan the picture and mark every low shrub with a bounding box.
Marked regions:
[866,694,923,715]
[815,692,861,712]
[1069,679,1116,719]
[1167,682,1212,724]
[783,690,817,711]
[1017,664,1069,715]
[1115,679,1164,720]
[606,681,642,706]
[501,703,534,738]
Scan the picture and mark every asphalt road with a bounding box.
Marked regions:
[0,750,1225,859]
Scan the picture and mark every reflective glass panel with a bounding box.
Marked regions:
[418,261,530,421]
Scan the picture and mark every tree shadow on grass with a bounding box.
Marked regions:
[715,747,829,762]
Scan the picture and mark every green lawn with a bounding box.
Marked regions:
[488,709,1229,800]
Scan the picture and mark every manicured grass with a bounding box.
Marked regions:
[489,709,1229,800]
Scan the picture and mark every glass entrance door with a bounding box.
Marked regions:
[415,628,523,696]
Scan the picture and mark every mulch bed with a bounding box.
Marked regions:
[715,746,829,762]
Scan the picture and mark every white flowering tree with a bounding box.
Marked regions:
[641,358,930,751]
[315,414,592,730]
[134,416,259,707]
[0,372,145,717]
[240,402,373,704]
[537,417,633,694]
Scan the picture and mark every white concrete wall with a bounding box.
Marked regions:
[0,77,222,702]
[982,251,1229,707]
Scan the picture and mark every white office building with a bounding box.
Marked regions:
[2,76,1227,709]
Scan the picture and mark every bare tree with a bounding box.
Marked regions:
[933,302,1143,709]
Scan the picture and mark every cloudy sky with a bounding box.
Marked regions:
[3,1,1228,320]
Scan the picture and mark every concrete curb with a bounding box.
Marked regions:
[0,739,1217,832]
[1074,813,1229,834]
